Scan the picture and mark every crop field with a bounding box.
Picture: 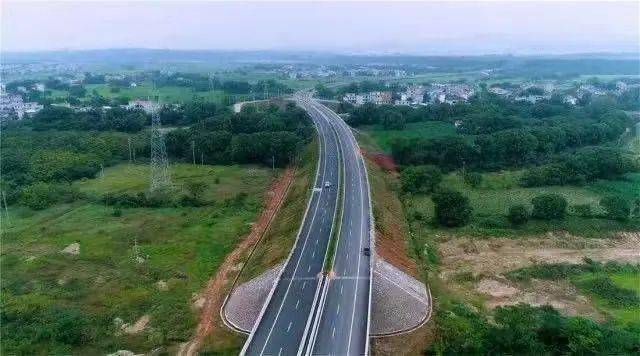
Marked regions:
[1,163,275,354]
[364,121,459,152]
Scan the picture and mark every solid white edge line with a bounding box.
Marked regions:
[320,103,375,355]
[257,100,333,355]
[240,98,325,356]
[304,101,347,356]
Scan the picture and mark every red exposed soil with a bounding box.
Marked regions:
[179,168,295,356]
[366,151,398,172]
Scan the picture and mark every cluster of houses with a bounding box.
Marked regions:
[0,85,43,120]
[343,91,393,106]
[489,80,640,105]
[342,83,476,107]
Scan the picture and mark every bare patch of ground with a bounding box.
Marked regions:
[178,168,295,356]
[439,232,640,318]
[439,232,640,280]
[122,315,150,335]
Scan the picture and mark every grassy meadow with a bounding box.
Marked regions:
[1,163,275,354]
[364,121,459,152]
[85,83,228,104]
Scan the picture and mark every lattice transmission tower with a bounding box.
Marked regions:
[149,104,172,191]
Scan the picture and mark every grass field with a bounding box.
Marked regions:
[405,170,640,238]
[1,163,275,354]
[85,83,228,104]
[572,272,640,324]
[364,121,459,152]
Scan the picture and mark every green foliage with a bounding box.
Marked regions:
[600,195,631,221]
[314,84,335,99]
[381,111,406,130]
[102,190,174,208]
[184,181,208,201]
[577,275,640,308]
[506,259,640,282]
[521,147,637,187]
[428,303,640,356]
[166,103,312,167]
[566,317,603,354]
[571,203,593,218]
[400,165,442,193]
[432,188,472,227]
[20,182,81,210]
[507,204,529,225]
[32,106,149,132]
[463,171,483,188]
[531,193,567,220]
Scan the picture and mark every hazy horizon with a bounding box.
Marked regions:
[2,1,639,55]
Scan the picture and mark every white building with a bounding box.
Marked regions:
[126,100,156,113]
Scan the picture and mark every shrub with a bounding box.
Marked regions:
[480,216,510,229]
[507,205,529,225]
[20,182,81,210]
[577,275,640,307]
[102,190,174,208]
[464,172,483,188]
[567,317,603,354]
[431,188,472,227]
[531,194,567,220]
[571,204,593,218]
[184,180,207,201]
[599,196,630,221]
[401,165,442,193]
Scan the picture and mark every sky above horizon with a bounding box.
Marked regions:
[2,1,639,55]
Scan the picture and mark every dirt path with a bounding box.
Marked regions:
[179,168,295,356]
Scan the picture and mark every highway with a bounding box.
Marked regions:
[241,94,341,355]
[241,95,372,355]
[307,101,372,356]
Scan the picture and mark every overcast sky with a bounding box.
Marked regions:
[2,1,639,55]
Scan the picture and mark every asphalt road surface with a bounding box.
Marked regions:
[241,96,341,356]
[308,101,372,356]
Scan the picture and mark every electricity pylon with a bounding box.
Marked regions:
[149,104,171,191]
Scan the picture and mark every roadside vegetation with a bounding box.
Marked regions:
[1,163,275,354]
[356,82,639,354]
[1,83,313,354]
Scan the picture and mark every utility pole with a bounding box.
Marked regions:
[1,191,9,228]
[101,163,105,180]
[201,152,204,166]
[191,140,196,165]
[128,137,133,163]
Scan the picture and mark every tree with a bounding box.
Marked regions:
[400,165,442,194]
[184,181,207,201]
[632,198,640,218]
[381,111,406,130]
[508,205,529,225]
[599,196,631,221]
[531,194,568,220]
[432,188,472,227]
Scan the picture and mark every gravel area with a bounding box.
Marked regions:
[224,263,284,332]
[223,259,430,335]
[371,259,429,336]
